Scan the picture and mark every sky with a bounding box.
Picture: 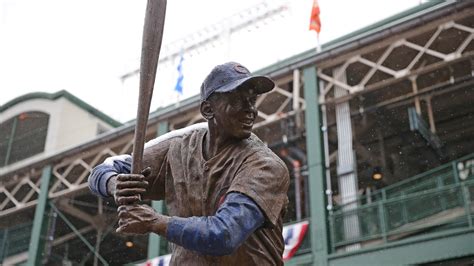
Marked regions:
[0,0,423,123]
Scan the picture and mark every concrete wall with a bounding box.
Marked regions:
[0,96,114,172]
[54,97,113,151]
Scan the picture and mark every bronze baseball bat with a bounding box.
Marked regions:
[131,0,167,174]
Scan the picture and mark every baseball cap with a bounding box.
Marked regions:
[200,62,275,101]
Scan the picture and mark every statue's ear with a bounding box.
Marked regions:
[200,101,214,120]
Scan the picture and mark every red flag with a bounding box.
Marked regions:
[309,0,321,34]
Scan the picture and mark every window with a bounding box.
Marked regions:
[0,112,49,166]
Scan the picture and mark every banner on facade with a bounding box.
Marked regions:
[282,220,309,260]
[139,254,171,266]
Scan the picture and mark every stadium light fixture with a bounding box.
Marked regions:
[372,166,383,181]
[125,241,134,248]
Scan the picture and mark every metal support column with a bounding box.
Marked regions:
[462,183,473,228]
[293,69,302,129]
[303,66,329,266]
[321,91,333,211]
[26,165,52,266]
[411,76,422,115]
[333,67,360,251]
[148,121,169,259]
[426,96,437,133]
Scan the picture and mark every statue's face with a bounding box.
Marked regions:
[211,87,258,140]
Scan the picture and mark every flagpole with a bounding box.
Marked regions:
[175,92,181,108]
[174,50,184,107]
[316,33,321,52]
[309,0,321,52]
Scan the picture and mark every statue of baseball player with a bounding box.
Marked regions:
[89,62,290,265]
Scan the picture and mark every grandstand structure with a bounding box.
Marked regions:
[0,1,473,265]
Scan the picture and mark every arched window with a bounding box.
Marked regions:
[0,112,49,166]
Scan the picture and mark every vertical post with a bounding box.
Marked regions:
[452,161,460,184]
[303,66,328,266]
[148,121,168,260]
[461,183,472,228]
[426,96,436,133]
[411,76,421,115]
[328,215,336,254]
[401,192,409,224]
[26,165,52,266]
[293,69,300,111]
[377,201,388,243]
[436,175,447,211]
[321,98,333,211]
[293,69,302,129]
[0,230,9,262]
[334,66,360,251]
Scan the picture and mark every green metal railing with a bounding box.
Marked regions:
[0,223,32,262]
[335,153,474,210]
[329,179,474,251]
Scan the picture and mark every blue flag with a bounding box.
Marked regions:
[174,54,184,94]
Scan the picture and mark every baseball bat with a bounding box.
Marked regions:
[131,0,167,174]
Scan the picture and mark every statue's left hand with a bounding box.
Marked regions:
[116,204,169,235]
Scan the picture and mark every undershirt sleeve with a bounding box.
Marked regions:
[166,192,264,256]
[88,155,132,198]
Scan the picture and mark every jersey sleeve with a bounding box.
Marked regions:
[228,151,290,227]
[166,192,264,256]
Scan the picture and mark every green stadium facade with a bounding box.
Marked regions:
[0,1,473,265]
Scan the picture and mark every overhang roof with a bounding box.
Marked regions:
[0,90,121,127]
[145,0,468,120]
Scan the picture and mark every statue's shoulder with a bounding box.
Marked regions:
[245,134,283,162]
[145,122,207,149]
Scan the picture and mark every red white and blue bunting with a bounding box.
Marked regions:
[139,220,309,265]
[139,254,171,266]
[282,220,309,261]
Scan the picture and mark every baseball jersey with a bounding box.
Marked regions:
[141,125,289,265]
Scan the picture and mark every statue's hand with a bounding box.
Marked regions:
[114,167,151,205]
[116,204,169,235]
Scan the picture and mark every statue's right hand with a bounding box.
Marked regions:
[114,168,150,205]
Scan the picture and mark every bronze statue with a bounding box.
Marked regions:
[89,62,289,265]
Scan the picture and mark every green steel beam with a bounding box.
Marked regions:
[26,165,52,266]
[50,203,108,265]
[303,66,329,266]
[0,229,8,262]
[462,183,473,228]
[148,121,168,259]
[328,228,474,266]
